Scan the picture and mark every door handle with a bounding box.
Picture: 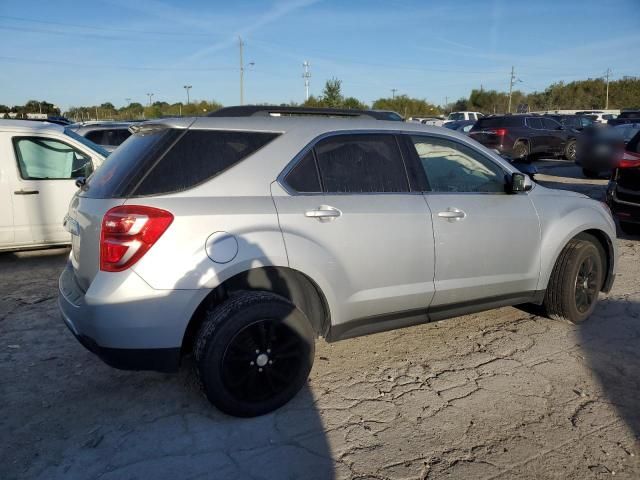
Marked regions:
[438,208,466,220]
[305,205,342,219]
[14,189,39,195]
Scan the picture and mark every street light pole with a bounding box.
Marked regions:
[239,37,244,105]
[183,85,192,104]
[604,68,611,110]
[146,93,154,106]
[391,88,397,99]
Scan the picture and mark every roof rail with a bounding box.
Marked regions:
[206,105,404,121]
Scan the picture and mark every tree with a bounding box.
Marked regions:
[321,78,343,107]
[372,95,441,119]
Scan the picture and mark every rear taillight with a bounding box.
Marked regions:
[492,128,508,137]
[618,150,640,168]
[100,205,173,272]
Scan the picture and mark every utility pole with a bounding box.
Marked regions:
[146,93,154,106]
[604,68,611,110]
[183,85,192,104]
[238,37,254,105]
[302,61,311,101]
[95,106,98,120]
[507,66,522,114]
[391,88,397,99]
[445,96,448,113]
[125,97,131,105]
[239,36,244,105]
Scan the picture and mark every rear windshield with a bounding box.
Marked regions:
[474,116,523,128]
[619,111,640,119]
[81,128,279,198]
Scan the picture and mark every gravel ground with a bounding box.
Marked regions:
[1,162,639,480]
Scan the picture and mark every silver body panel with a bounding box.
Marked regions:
[58,116,617,353]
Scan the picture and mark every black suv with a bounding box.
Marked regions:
[606,130,640,235]
[469,115,578,160]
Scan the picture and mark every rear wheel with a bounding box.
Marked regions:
[512,141,529,159]
[543,235,604,324]
[582,168,599,178]
[564,139,577,161]
[195,291,315,417]
[620,221,640,236]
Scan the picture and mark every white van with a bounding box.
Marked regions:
[0,120,108,251]
[445,111,484,123]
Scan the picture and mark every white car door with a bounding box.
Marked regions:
[0,135,15,246]
[9,134,96,245]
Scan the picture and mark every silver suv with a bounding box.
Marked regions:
[58,115,617,417]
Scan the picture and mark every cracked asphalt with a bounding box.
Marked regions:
[1,161,639,480]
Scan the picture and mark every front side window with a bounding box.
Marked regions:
[543,118,561,130]
[410,136,505,193]
[314,134,409,193]
[13,137,93,180]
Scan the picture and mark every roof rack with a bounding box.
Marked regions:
[206,105,404,121]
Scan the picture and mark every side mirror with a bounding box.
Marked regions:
[509,172,529,193]
[75,177,86,188]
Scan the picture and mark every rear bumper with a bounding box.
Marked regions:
[58,260,206,372]
[606,184,640,223]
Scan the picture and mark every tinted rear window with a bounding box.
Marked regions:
[134,130,279,196]
[82,127,180,198]
[475,117,523,128]
[82,128,278,198]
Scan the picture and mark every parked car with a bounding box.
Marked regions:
[67,122,134,152]
[445,111,484,123]
[58,113,616,417]
[469,114,579,161]
[606,130,640,235]
[577,123,640,178]
[443,119,476,134]
[543,114,594,131]
[607,110,640,127]
[0,120,108,252]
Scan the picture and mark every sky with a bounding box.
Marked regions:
[1,0,639,110]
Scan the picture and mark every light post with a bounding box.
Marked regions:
[183,85,192,104]
[146,93,154,106]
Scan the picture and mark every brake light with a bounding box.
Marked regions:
[492,128,508,137]
[618,150,640,168]
[100,205,173,272]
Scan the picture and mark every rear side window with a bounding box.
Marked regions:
[543,118,561,130]
[314,134,409,193]
[475,117,523,129]
[134,130,279,196]
[83,128,278,198]
[526,118,544,129]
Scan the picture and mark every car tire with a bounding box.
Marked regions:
[194,291,315,417]
[543,235,604,324]
[512,141,529,159]
[564,140,577,161]
[619,221,640,236]
[582,168,599,178]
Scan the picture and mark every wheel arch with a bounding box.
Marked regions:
[540,227,615,295]
[181,266,331,354]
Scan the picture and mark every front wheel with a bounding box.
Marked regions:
[543,235,604,324]
[564,140,577,161]
[194,291,315,417]
[512,141,529,159]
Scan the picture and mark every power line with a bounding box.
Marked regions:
[0,14,215,37]
[0,55,235,71]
